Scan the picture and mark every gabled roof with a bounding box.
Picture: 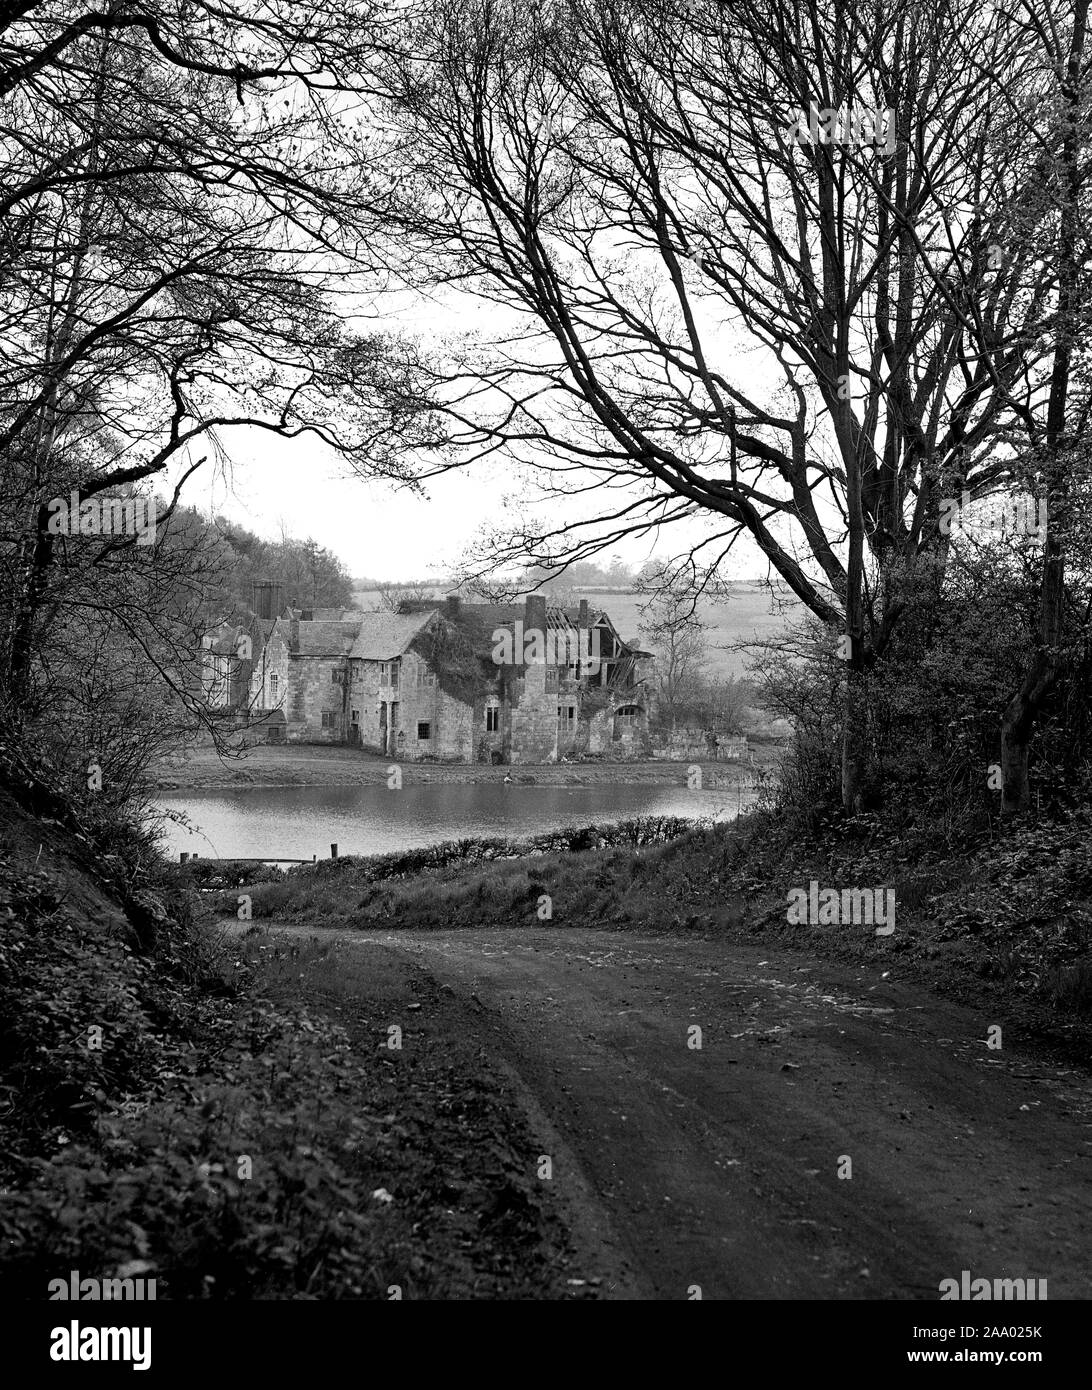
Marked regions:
[296,620,361,657]
[349,610,436,661]
[203,623,240,658]
[203,616,263,658]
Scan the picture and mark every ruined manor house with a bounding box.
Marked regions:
[200,587,653,764]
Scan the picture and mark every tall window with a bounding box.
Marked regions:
[417,721,431,740]
[270,673,279,703]
[486,702,499,733]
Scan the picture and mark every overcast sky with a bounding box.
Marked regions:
[186,429,775,583]
[170,261,793,585]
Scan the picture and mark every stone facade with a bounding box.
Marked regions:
[201,592,653,763]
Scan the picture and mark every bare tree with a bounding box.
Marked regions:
[0,2,438,768]
[989,0,1092,813]
[637,562,708,735]
[374,0,1052,808]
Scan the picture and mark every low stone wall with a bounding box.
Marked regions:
[651,733,750,760]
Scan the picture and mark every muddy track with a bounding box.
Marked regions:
[238,924,1092,1300]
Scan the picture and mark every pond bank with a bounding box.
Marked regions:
[153,741,780,792]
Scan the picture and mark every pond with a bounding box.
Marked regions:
[154,781,758,862]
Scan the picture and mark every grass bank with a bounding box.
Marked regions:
[200,804,1092,1059]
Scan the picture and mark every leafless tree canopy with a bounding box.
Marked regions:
[367,0,1092,807]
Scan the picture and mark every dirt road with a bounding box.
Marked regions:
[252,925,1092,1300]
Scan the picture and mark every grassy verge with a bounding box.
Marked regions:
[204,803,1092,1055]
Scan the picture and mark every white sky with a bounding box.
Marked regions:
[168,227,807,585]
[186,428,771,583]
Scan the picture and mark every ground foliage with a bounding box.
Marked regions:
[0,770,574,1299]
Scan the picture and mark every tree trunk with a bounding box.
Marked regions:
[999,0,1086,815]
[1000,579,1063,814]
[841,388,867,811]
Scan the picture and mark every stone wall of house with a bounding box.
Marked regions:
[347,651,481,760]
[347,659,384,750]
[556,678,587,757]
[201,651,232,709]
[508,661,563,763]
[249,631,290,715]
[476,694,508,763]
[587,701,651,757]
[286,655,347,743]
[396,650,477,760]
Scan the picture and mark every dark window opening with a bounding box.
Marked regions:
[417,721,431,740]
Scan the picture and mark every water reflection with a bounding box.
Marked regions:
[155,781,757,861]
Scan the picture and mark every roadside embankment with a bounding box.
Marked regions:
[0,776,582,1299]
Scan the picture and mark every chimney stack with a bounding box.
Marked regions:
[524,593,547,638]
[444,594,462,619]
[578,599,589,629]
[252,581,286,621]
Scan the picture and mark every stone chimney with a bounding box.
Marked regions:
[444,594,462,619]
[524,593,547,636]
[578,599,589,629]
[252,581,285,621]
